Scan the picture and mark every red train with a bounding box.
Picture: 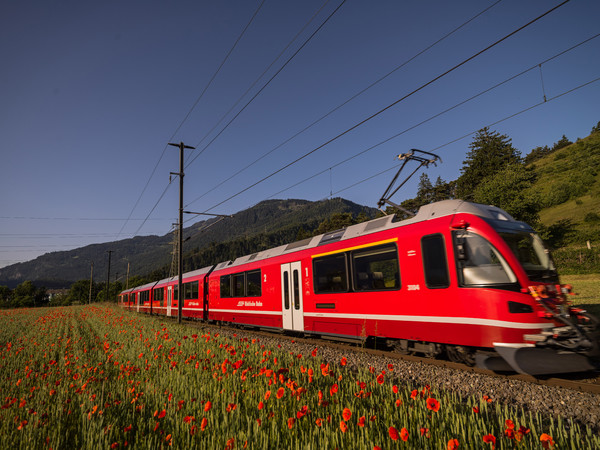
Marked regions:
[119,200,599,375]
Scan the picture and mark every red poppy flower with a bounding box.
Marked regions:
[321,363,330,376]
[124,424,133,432]
[426,398,440,412]
[420,427,430,438]
[447,438,460,449]
[342,408,352,422]
[264,391,271,401]
[505,419,515,430]
[483,434,496,448]
[392,385,398,394]
[287,417,295,429]
[472,407,479,413]
[505,429,515,439]
[315,418,323,427]
[204,401,212,412]
[329,384,338,396]
[540,434,554,449]
[373,447,381,450]
[376,373,384,384]
[276,387,285,399]
[340,357,347,366]
[388,426,399,441]
[410,389,418,400]
[340,421,348,433]
[158,409,166,419]
[258,401,264,410]
[387,363,394,371]
[311,348,318,357]
[357,416,366,427]
[395,399,402,407]
[190,424,197,435]
[200,417,208,431]
[400,428,409,441]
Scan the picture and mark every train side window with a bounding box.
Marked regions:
[421,234,450,288]
[232,273,245,297]
[313,253,348,293]
[220,275,231,298]
[352,243,400,291]
[246,270,261,297]
[184,281,199,300]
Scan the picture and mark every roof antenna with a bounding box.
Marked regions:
[377,149,441,216]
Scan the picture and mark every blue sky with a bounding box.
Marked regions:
[1,0,599,269]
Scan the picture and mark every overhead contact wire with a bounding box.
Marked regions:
[200,0,571,214]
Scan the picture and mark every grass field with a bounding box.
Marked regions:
[562,273,600,317]
[1,304,598,449]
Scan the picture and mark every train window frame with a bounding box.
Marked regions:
[232,273,245,297]
[421,234,450,289]
[220,274,232,298]
[452,230,519,291]
[351,243,400,291]
[153,287,164,306]
[313,253,349,294]
[184,280,199,300]
[246,269,262,297]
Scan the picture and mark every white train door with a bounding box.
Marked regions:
[167,286,172,317]
[281,262,304,331]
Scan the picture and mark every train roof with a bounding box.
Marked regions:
[213,199,525,272]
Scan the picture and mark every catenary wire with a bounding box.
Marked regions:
[116,1,266,239]
[265,32,600,199]
[185,0,504,208]
[329,76,600,199]
[185,0,332,165]
[192,0,571,216]
[184,0,348,170]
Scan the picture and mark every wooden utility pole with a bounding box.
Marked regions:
[168,142,195,324]
[105,250,113,303]
[88,262,94,304]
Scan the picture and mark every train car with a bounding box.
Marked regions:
[120,200,599,375]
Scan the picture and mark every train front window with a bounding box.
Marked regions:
[453,231,517,288]
[499,231,558,283]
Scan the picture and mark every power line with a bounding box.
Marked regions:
[265,32,600,199]
[116,1,266,239]
[196,0,571,215]
[329,75,600,199]
[185,0,332,165]
[184,0,348,171]
[185,0,504,208]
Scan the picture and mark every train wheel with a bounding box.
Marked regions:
[389,339,415,356]
[446,345,475,366]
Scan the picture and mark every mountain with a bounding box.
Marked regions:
[0,198,378,288]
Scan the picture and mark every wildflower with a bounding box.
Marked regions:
[388,363,394,371]
[321,363,330,376]
[340,357,347,366]
[287,417,295,429]
[483,434,496,449]
[200,417,208,431]
[426,398,440,412]
[340,421,348,433]
[311,348,318,357]
[420,428,430,438]
[540,433,554,449]
[357,416,366,427]
[376,373,384,384]
[395,399,402,407]
[505,419,515,430]
[124,424,133,432]
[400,428,409,441]
[411,389,418,400]
[342,408,352,422]
[204,401,212,412]
[276,387,285,399]
[388,426,399,441]
[264,391,271,401]
[473,407,479,413]
[158,409,166,419]
[392,385,398,394]
[447,438,459,449]
[329,384,338,396]
[258,401,264,410]
[190,424,197,435]
[315,418,323,427]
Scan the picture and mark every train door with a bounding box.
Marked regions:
[136,292,140,313]
[167,286,172,317]
[280,262,304,331]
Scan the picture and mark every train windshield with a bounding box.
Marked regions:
[498,231,558,283]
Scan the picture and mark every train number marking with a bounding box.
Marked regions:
[407,250,417,257]
[407,284,420,291]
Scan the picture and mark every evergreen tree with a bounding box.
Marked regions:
[455,127,521,199]
[416,173,434,205]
